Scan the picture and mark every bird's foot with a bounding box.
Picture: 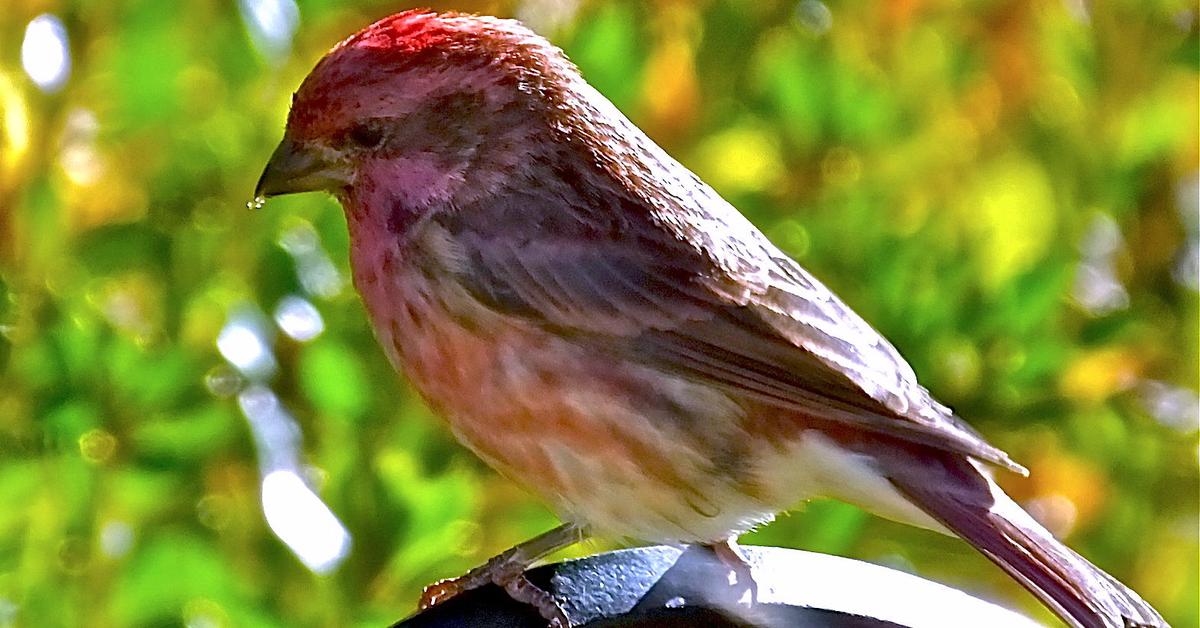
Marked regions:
[707,538,759,607]
[419,566,570,626]
[417,523,584,627]
[503,572,571,628]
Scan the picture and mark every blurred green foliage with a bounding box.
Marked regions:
[1,0,1197,626]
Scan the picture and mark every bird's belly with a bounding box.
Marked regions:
[359,270,783,542]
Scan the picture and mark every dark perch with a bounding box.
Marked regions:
[392,545,1042,627]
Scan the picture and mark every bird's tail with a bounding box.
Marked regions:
[889,467,1166,628]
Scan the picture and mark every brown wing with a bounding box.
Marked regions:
[430,182,1025,474]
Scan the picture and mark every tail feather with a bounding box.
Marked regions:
[891,471,1166,628]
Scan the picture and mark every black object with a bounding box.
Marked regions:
[391,544,1042,627]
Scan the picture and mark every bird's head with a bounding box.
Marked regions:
[255,10,581,215]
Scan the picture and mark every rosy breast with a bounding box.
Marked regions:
[347,227,780,541]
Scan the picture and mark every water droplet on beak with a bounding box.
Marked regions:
[247,195,266,210]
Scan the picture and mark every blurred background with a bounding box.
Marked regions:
[0,0,1197,626]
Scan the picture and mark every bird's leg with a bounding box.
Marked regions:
[419,522,586,627]
[705,537,758,606]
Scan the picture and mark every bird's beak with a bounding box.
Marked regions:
[254,137,351,199]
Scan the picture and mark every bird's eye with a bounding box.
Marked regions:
[347,123,384,148]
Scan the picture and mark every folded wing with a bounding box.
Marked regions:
[431,186,1024,474]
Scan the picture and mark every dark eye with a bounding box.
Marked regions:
[347,123,384,148]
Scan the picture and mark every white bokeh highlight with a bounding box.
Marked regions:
[1073,214,1129,315]
[274,295,325,342]
[261,469,351,574]
[99,521,134,558]
[239,0,299,62]
[278,222,345,299]
[238,385,350,574]
[22,14,71,93]
[217,314,276,378]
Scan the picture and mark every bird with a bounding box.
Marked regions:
[254,10,1166,628]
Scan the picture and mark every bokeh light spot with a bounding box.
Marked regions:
[1073,214,1129,315]
[79,428,118,464]
[239,0,299,62]
[197,495,233,531]
[260,469,350,574]
[204,364,245,398]
[183,598,228,628]
[217,311,276,379]
[274,295,324,342]
[795,0,833,36]
[1140,381,1200,434]
[693,123,784,194]
[0,73,32,173]
[21,14,71,93]
[56,536,89,575]
[60,108,103,186]
[99,521,134,558]
[279,221,345,299]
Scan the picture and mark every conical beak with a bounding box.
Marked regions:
[255,138,351,199]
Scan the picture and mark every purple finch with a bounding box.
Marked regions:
[255,11,1165,628]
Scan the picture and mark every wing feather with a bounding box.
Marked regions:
[428,185,1025,474]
